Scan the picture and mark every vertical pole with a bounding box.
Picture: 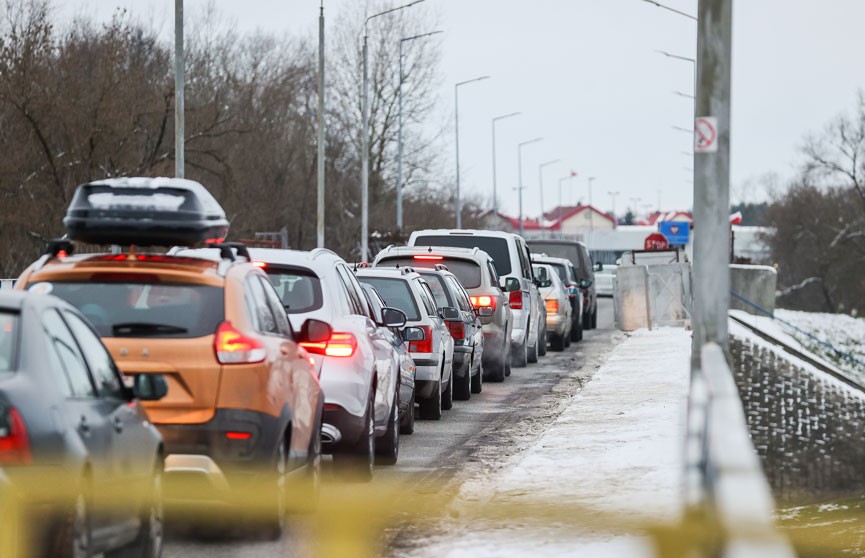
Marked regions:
[174,0,185,179]
[517,144,524,236]
[491,120,498,216]
[396,40,405,231]
[316,3,326,248]
[558,177,564,238]
[361,35,370,261]
[537,165,545,234]
[455,85,462,228]
[693,0,732,353]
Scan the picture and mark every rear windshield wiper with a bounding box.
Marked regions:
[112,322,189,336]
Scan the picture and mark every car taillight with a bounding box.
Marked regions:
[300,332,358,358]
[0,406,31,465]
[470,295,496,311]
[446,320,465,340]
[413,255,443,261]
[509,289,523,310]
[545,299,559,314]
[214,321,266,364]
[409,326,433,353]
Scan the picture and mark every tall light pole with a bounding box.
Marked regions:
[396,30,442,231]
[174,0,184,178]
[629,197,642,220]
[517,137,542,236]
[454,75,490,228]
[538,159,560,233]
[316,1,325,248]
[641,0,697,21]
[607,190,620,222]
[491,112,520,215]
[587,176,596,226]
[361,0,424,261]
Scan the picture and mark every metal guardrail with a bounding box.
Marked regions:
[686,342,796,558]
[0,279,16,290]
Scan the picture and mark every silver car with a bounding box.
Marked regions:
[533,263,574,351]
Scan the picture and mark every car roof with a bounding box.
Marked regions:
[375,245,493,262]
[410,229,519,240]
[356,267,422,280]
[526,238,588,248]
[531,254,573,265]
[175,246,344,271]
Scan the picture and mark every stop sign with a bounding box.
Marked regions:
[644,232,670,251]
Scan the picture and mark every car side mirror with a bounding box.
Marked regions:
[381,307,407,328]
[580,278,593,289]
[476,306,493,318]
[133,373,169,401]
[539,279,553,288]
[297,318,332,344]
[403,326,425,342]
[439,306,461,322]
[594,262,603,272]
[499,277,520,292]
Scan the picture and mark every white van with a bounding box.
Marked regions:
[407,230,545,367]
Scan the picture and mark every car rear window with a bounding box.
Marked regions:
[412,235,512,276]
[264,267,323,314]
[356,277,420,321]
[548,263,568,283]
[0,312,18,372]
[417,273,453,309]
[36,282,224,338]
[528,242,588,279]
[377,257,482,289]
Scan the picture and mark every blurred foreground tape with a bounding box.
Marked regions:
[0,470,862,557]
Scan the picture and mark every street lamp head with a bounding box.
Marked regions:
[401,30,443,43]
[519,137,543,149]
[494,111,521,122]
[365,0,426,28]
[540,159,560,168]
[457,75,491,87]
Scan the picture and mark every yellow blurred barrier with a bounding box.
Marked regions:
[0,468,863,557]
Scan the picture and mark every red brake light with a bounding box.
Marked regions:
[446,320,465,340]
[408,325,433,353]
[225,431,252,440]
[214,321,266,364]
[545,299,559,314]
[470,295,496,311]
[413,255,443,261]
[252,261,267,268]
[300,332,357,358]
[0,407,31,465]
[509,289,523,310]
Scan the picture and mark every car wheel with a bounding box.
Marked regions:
[375,393,400,465]
[582,310,591,331]
[292,412,322,515]
[106,464,164,558]
[441,361,454,411]
[259,438,288,539]
[485,350,505,383]
[471,358,483,394]
[454,357,472,401]
[513,340,528,368]
[505,345,513,376]
[419,379,442,420]
[53,491,90,558]
[399,387,415,435]
[333,391,375,482]
[570,317,581,341]
[550,333,565,351]
[591,306,598,329]
[527,329,539,363]
[564,329,572,348]
[538,322,548,357]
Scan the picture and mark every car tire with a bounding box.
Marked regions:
[564,329,572,348]
[591,306,598,329]
[527,329,539,363]
[293,414,322,514]
[399,387,415,435]
[53,490,90,558]
[486,350,506,383]
[471,358,483,394]
[550,333,565,352]
[375,394,400,465]
[258,437,288,540]
[570,317,581,341]
[454,358,472,401]
[538,322,548,357]
[418,379,442,420]
[582,310,591,331]
[106,463,164,558]
[513,340,528,368]
[505,346,512,376]
[441,362,454,411]
[334,391,375,482]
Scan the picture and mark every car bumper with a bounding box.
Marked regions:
[452,347,472,379]
[412,354,441,382]
[322,404,366,453]
[546,313,568,335]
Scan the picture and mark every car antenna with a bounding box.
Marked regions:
[427,246,432,253]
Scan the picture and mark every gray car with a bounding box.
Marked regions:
[527,239,598,330]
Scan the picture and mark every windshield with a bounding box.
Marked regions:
[548,263,568,283]
[264,267,323,314]
[0,312,18,372]
[356,277,420,321]
[528,242,588,279]
[412,235,512,276]
[377,257,482,289]
[38,282,225,338]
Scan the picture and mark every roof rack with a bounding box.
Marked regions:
[210,242,251,262]
[31,238,76,271]
[433,263,449,272]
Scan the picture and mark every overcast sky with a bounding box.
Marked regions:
[59,0,865,219]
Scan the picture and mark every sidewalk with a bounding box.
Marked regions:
[407,327,693,558]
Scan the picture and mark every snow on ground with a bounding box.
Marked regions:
[775,308,865,379]
[404,327,692,558]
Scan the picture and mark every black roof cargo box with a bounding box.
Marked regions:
[63,177,229,246]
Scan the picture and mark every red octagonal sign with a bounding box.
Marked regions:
[644,232,670,251]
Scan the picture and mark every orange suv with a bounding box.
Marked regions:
[16,178,325,534]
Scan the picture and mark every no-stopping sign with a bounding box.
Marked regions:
[694,116,718,153]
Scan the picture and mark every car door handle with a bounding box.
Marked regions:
[78,416,91,437]
[113,416,124,433]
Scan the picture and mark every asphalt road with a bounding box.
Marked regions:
[164,298,618,558]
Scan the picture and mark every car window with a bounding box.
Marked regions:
[418,282,439,316]
[412,235,512,276]
[357,277,420,321]
[0,312,17,373]
[245,275,279,334]
[360,284,385,323]
[418,273,453,309]
[545,263,568,283]
[258,276,293,338]
[63,311,125,399]
[487,261,500,287]
[336,265,368,316]
[520,242,533,279]
[264,267,323,314]
[377,257,482,289]
[42,309,95,398]
[445,276,472,312]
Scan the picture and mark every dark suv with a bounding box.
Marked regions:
[526,240,598,329]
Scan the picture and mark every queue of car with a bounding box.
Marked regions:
[0,177,596,557]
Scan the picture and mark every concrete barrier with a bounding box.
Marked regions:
[0,279,15,291]
[730,264,776,316]
[614,262,692,331]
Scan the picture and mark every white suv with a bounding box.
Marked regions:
[356,267,456,420]
[408,230,544,367]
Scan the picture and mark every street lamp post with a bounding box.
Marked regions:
[361,0,424,262]
[516,137,542,236]
[316,2,325,248]
[491,112,520,215]
[454,76,490,228]
[538,159,560,236]
[607,190,620,223]
[641,0,697,21]
[174,0,184,179]
[397,29,442,231]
